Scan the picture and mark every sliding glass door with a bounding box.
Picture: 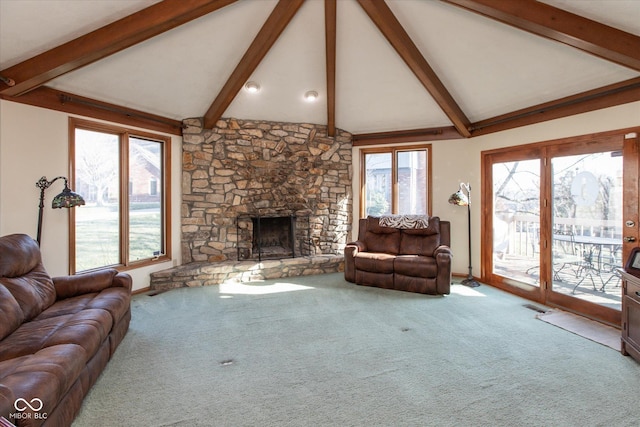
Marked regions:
[483,129,638,326]
[492,158,541,287]
[549,150,623,312]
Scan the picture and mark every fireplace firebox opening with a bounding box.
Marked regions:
[252,216,295,260]
[236,214,314,261]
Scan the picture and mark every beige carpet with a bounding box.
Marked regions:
[536,309,621,351]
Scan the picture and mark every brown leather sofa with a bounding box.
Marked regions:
[0,234,131,427]
[344,216,452,295]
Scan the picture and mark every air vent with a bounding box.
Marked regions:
[523,303,548,313]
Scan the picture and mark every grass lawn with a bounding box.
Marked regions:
[75,205,161,271]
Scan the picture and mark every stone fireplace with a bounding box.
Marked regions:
[181,117,353,264]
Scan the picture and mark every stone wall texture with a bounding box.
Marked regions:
[181,118,353,263]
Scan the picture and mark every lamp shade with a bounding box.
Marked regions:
[36,175,85,246]
[448,190,469,206]
[52,184,85,209]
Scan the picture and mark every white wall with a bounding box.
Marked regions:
[2,99,638,287]
[0,100,182,291]
[352,101,640,277]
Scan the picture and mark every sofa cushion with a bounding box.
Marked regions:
[0,234,41,278]
[0,344,87,422]
[0,285,24,341]
[399,217,441,256]
[36,288,131,326]
[354,252,396,274]
[1,272,56,323]
[364,217,401,254]
[394,255,438,278]
[0,234,56,322]
[0,308,113,363]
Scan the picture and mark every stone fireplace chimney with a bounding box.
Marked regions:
[181,118,352,263]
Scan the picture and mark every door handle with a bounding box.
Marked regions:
[624,236,637,243]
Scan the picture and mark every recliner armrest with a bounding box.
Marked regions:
[345,241,367,253]
[434,245,452,257]
[344,241,367,283]
[434,245,452,295]
[53,268,132,299]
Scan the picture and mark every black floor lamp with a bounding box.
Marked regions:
[35,176,85,246]
[449,182,480,287]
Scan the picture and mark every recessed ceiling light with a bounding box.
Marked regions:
[304,90,319,102]
[244,81,260,93]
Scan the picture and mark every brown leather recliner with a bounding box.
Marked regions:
[344,216,452,295]
[0,234,132,427]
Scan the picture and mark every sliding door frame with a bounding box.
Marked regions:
[481,145,546,303]
[481,127,639,326]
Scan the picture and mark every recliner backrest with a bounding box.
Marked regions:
[0,234,56,330]
[362,217,401,255]
[399,217,441,256]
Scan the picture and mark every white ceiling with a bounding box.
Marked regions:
[1,0,639,134]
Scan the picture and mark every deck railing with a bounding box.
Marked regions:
[502,214,622,258]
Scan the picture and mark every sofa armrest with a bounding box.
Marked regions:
[346,241,367,253]
[344,241,366,283]
[434,245,452,258]
[434,245,453,295]
[53,268,132,299]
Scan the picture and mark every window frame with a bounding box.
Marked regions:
[359,144,432,218]
[69,117,172,273]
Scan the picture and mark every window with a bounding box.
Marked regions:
[70,118,171,273]
[360,145,431,217]
[149,178,158,196]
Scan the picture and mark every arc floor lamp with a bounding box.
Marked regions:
[449,182,480,287]
[35,176,85,246]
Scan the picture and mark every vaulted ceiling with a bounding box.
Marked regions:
[1,0,639,140]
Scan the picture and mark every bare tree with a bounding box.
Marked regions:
[76,131,118,206]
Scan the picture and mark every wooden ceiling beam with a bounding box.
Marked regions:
[352,126,462,146]
[325,0,337,137]
[1,87,183,135]
[352,77,640,143]
[356,0,472,138]
[443,0,640,71]
[470,77,640,136]
[0,0,238,97]
[203,0,305,129]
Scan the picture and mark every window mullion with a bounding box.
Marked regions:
[392,149,398,214]
[121,132,130,266]
[160,142,169,256]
